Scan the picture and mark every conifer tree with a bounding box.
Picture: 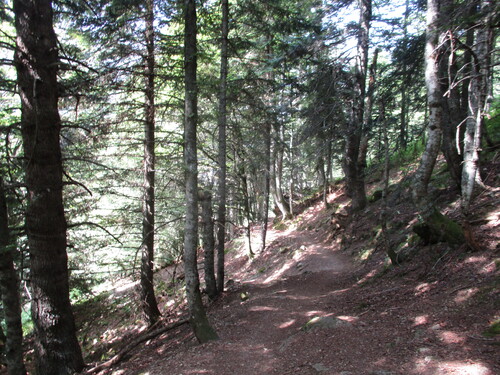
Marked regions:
[13,0,84,372]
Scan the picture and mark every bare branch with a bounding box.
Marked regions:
[67,221,123,245]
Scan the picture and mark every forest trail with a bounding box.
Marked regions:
[104,191,499,375]
[143,218,366,375]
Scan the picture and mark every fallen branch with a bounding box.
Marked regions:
[83,318,189,374]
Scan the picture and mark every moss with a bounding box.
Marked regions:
[413,210,465,246]
[368,189,384,203]
[483,319,500,337]
[240,291,249,301]
[274,220,288,230]
[357,246,375,261]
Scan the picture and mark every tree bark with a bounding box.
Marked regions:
[379,103,398,265]
[236,158,254,258]
[271,124,291,220]
[216,0,229,293]
[342,0,371,212]
[140,0,161,327]
[0,177,27,375]
[183,0,218,343]
[437,0,464,191]
[200,190,217,300]
[358,47,379,175]
[399,0,410,150]
[412,0,444,208]
[260,121,271,252]
[14,0,84,372]
[461,0,494,215]
[440,42,463,191]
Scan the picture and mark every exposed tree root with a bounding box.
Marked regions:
[83,318,189,374]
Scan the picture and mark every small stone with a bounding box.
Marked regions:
[240,292,249,301]
[280,247,290,254]
[302,316,352,331]
[312,363,329,372]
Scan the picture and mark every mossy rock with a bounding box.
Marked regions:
[368,190,384,203]
[483,319,500,337]
[413,210,465,246]
[240,292,249,301]
[274,221,288,230]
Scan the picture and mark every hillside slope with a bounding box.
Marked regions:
[90,172,499,375]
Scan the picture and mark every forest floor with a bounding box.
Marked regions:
[75,156,499,375]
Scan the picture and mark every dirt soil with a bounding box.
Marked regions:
[90,183,499,375]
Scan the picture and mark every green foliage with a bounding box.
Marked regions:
[390,139,426,167]
[485,99,500,146]
[21,309,33,336]
[483,318,500,337]
[273,221,288,231]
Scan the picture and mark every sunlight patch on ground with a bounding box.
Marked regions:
[278,319,296,329]
[454,287,480,303]
[356,269,379,284]
[432,361,492,375]
[413,315,429,326]
[479,259,498,275]
[465,256,492,264]
[437,330,465,344]
[414,282,437,296]
[336,315,358,323]
[248,306,279,312]
[304,310,326,318]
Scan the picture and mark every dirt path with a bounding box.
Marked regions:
[107,219,498,375]
[148,225,361,375]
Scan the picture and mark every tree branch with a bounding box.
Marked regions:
[67,221,123,245]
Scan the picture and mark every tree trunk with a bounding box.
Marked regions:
[0,177,27,375]
[216,0,229,293]
[399,0,410,150]
[14,0,84,372]
[461,0,494,215]
[260,121,271,252]
[412,0,465,245]
[140,0,161,327]
[183,0,218,343]
[358,48,378,176]
[200,190,217,300]
[342,0,371,212]
[379,103,398,265]
[437,0,464,191]
[412,0,444,208]
[236,160,254,258]
[440,44,463,191]
[271,124,290,220]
